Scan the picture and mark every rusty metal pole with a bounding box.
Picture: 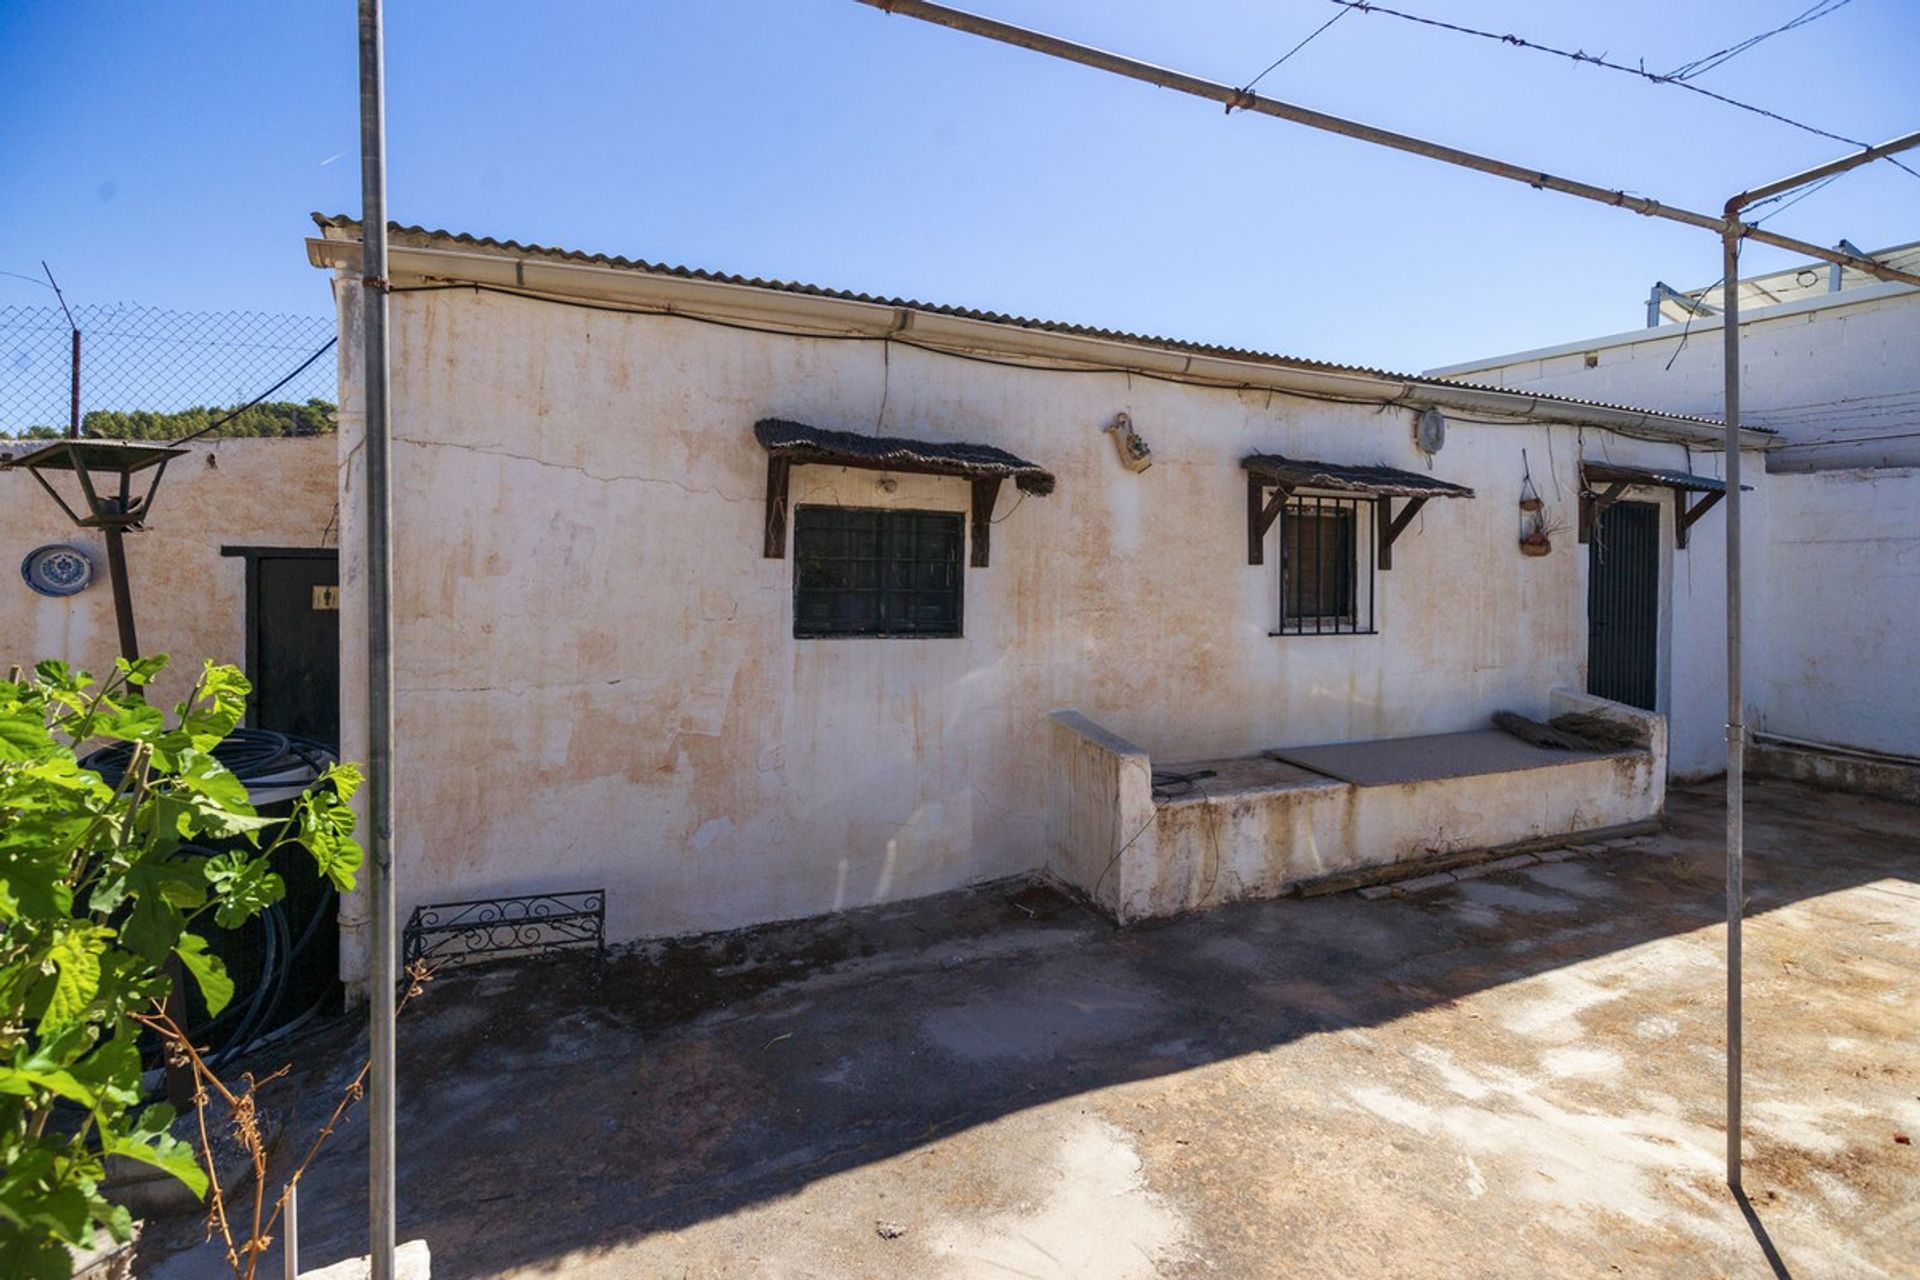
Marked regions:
[69,328,81,440]
[100,528,139,660]
[1718,226,1744,1192]
[849,2,1920,290]
[358,0,399,1275]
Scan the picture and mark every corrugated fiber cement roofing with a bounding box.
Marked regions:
[313,214,1733,431]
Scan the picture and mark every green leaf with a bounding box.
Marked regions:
[204,852,284,928]
[0,711,51,762]
[173,934,233,1015]
[0,1228,79,1280]
[39,927,108,1037]
[113,655,169,688]
[103,1104,206,1198]
[0,1066,96,1109]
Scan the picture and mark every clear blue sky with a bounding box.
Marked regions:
[2,1,1915,372]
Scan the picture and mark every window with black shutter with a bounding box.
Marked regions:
[793,506,964,638]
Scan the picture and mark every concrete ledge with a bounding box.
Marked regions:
[301,1240,431,1280]
[1295,819,1663,898]
[1749,738,1920,806]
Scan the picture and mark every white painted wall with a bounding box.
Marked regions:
[1431,285,1920,471]
[0,437,338,710]
[1757,466,1920,758]
[329,281,1749,955]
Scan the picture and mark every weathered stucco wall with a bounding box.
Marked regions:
[1757,466,1920,758]
[0,436,338,708]
[1432,285,1920,471]
[330,283,1746,949]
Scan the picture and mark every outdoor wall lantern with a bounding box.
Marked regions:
[2,439,186,659]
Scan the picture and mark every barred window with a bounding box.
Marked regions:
[1278,496,1375,635]
[793,506,963,638]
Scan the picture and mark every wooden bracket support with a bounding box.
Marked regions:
[1248,477,1291,565]
[1674,489,1724,550]
[1375,495,1427,571]
[1577,480,1628,545]
[970,476,1001,568]
[763,456,790,558]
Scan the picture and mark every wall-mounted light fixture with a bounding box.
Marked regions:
[3,439,186,657]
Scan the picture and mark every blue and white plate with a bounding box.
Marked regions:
[21,544,94,597]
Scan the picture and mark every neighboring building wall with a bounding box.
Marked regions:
[1756,466,1920,758]
[329,283,1751,958]
[1430,284,1920,471]
[0,437,338,710]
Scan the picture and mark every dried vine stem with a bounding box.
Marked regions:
[134,960,434,1280]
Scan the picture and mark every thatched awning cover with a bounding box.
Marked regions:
[1582,461,1729,494]
[1242,454,1475,499]
[756,419,1055,496]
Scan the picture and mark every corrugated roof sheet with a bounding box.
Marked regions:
[312,214,1734,432]
[1242,454,1476,498]
[755,419,1056,495]
[1582,461,1729,494]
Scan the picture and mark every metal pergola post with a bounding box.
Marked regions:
[356,0,398,1276]
[853,0,1920,1200]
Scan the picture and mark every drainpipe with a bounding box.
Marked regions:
[357,1,398,1276]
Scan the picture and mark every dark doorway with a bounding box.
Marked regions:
[1587,501,1660,711]
[225,547,341,747]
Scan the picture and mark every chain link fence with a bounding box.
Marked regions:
[0,304,337,439]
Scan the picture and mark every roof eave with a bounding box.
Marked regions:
[308,222,1767,450]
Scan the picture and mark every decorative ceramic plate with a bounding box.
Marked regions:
[22,544,94,597]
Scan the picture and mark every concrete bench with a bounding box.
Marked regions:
[1047,690,1665,922]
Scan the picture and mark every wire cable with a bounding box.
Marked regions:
[1666,0,1854,82]
[1327,0,1920,182]
[1241,7,1351,96]
[165,336,338,445]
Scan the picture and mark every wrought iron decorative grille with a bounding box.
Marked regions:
[1276,494,1377,636]
[402,889,606,973]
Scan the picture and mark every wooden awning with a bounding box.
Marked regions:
[1580,461,1738,549]
[1242,454,1474,569]
[756,419,1054,566]
[1242,454,1477,500]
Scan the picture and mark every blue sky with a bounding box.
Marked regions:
[2,1,1915,373]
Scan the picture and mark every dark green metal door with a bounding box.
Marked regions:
[1587,501,1660,711]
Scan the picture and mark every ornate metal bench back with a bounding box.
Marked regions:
[402,889,606,976]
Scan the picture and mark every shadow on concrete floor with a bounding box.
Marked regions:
[139,777,1920,1279]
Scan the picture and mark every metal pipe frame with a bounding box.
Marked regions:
[357,1,398,1277]
[857,0,1920,290]
[855,0,1920,1204]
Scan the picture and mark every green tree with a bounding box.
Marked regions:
[0,657,361,1279]
[4,400,337,443]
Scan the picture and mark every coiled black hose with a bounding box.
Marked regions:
[81,728,342,1072]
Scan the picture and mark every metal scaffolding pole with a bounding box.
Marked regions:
[1718,225,1745,1192]
[356,0,398,1276]
[854,1,1920,290]
[854,0,1920,1200]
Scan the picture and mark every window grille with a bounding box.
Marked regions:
[1276,495,1376,635]
[793,506,963,638]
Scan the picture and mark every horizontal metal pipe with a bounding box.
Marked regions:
[857,0,1920,290]
[1730,130,1920,213]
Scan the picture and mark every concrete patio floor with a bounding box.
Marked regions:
[143,778,1920,1279]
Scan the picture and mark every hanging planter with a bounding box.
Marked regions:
[1517,448,1554,557]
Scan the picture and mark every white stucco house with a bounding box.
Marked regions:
[1431,241,1920,776]
[299,215,1792,988]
